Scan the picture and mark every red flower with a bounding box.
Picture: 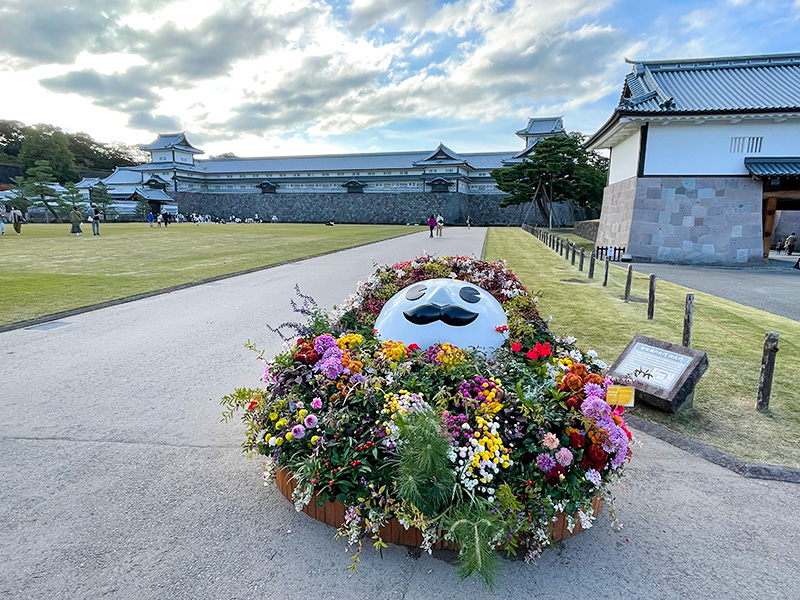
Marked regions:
[526,349,538,360]
[408,343,420,351]
[565,395,582,411]
[511,342,522,353]
[534,342,551,357]
[569,432,585,449]
[546,465,566,486]
[587,444,609,470]
[246,400,258,411]
[495,325,509,332]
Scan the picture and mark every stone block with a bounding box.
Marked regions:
[658,212,671,225]
[731,225,743,237]
[661,187,676,202]
[691,205,707,217]
[682,216,695,227]
[658,247,681,261]
[682,240,695,253]
[701,243,715,255]
[646,186,661,199]
[682,178,696,190]
[737,249,749,263]
[697,188,715,199]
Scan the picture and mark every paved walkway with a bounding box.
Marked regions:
[631,251,799,321]
[2,227,799,599]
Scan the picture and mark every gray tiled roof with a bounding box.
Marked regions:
[140,133,203,154]
[745,156,800,177]
[618,53,800,113]
[413,143,466,165]
[515,117,565,136]
[130,187,173,201]
[192,150,515,174]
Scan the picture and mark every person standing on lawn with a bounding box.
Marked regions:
[69,205,83,236]
[785,232,796,256]
[9,206,24,235]
[147,212,154,227]
[0,204,5,235]
[90,204,101,236]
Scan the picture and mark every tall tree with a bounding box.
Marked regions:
[134,197,151,221]
[7,175,35,211]
[90,182,116,220]
[0,120,27,163]
[19,124,77,183]
[491,133,608,217]
[25,160,63,222]
[60,181,87,209]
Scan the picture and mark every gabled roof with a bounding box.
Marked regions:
[515,117,565,138]
[75,177,102,189]
[617,53,800,114]
[144,175,170,185]
[128,187,173,201]
[140,133,203,154]
[256,180,279,188]
[588,52,800,149]
[745,156,800,177]
[342,179,366,188]
[413,143,467,166]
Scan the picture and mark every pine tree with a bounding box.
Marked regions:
[60,181,88,215]
[134,198,151,221]
[7,175,35,211]
[25,160,62,222]
[90,182,116,220]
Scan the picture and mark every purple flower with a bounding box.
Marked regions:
[304,414,318,428]
[536,453,556,472]
[555,447,573,467]
[261,363,271,382]
[349,373,366,385]
[311,397,323,409]
[581,397,612,420]
[292,424,306,439]
[584,381,605,399]
[585,469,602,486]
[313,334,337,354]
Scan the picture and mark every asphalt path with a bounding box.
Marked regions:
[630,252,799,322]
[2,227,799,599]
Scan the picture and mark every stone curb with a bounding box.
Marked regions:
[626,415,800,484]
[0,230,422,335]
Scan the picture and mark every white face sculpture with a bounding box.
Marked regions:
[374,278,508,354]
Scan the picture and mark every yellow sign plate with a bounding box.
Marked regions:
[606,385,635,407]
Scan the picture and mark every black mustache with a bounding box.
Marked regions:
[403,303,479,326]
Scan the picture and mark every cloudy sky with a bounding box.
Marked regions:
[2,0,799,157]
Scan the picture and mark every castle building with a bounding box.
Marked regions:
[587,52,800,265]
[77,118,566,218]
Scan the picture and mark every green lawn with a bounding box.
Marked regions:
[0,223,419,326]
[485,227,800,468]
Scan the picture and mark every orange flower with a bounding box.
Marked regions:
[563,372,584,391]
[584,373,604,386]
[570,363,588,378]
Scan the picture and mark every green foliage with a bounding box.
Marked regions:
[134,198,151,220]
[60,182,87,210]
[7,175,35,210]
[446,507,504,588]
[491,133,608,210]
[394,408,456,516]
[19,124,77,183]
[25,160,65,222]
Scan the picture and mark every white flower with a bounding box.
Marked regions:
[593,359,608,370]
[586,350,598,358]
[569,349,583,362]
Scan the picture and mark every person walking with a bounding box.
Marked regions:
[427,214,436,237]
[90,204,101,236]
[147,212,154,227]
[436,212,444,237]
[9,206,24,235]
[156,213,163,227]
[785,232,796,256]
[794,256,800,270]
[466,215,472,230]
[68,205,83,236]
[0,205,6,235]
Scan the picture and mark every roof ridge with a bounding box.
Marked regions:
[626,52,800,72]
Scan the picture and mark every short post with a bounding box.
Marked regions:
[571,244,576,265]
[560,239,565,256]
[624,265,633,302]
[579,248,585,271]
[756,332,779,412]
[647,274,656,319]
[588,254,595,279]
[683,293,695,347]
[602,257,610,287]
[565,241,570,261]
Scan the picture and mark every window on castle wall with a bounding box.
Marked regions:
[730,136,763,153]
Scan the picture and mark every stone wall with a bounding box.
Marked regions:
[596,175,763,264]
[595,176,637,249]
[171,191,589,227]
[573,219,600,241]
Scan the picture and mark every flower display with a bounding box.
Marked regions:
[223,255,634,587]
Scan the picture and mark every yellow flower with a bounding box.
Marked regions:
[310,435,319,444]
[285,432,294,441]
[269,412,278,421]
[264,434,271,442]
[275,437,284,446]
[299,409,308,418]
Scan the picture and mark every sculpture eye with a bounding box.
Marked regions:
[406,284,427,301]
[459,286,480,304]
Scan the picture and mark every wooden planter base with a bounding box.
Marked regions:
[275,468,602,548]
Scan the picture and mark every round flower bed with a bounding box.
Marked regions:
[223,255,633,586]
